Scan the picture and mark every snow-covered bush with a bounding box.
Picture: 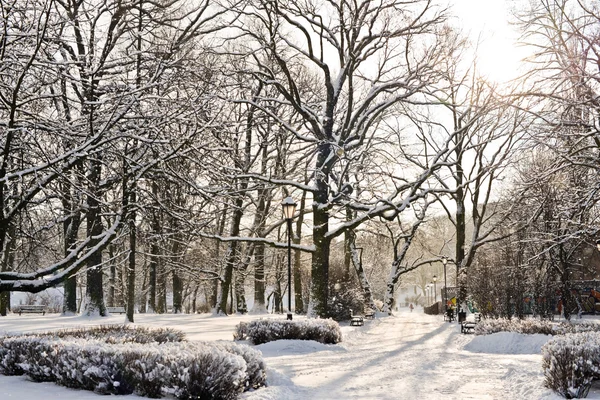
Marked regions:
[234,318,342,345]
[542,332,600,398]
[198,341,266,389]
[50,325,186,344]
[0,331,267,399]
[475,318,600,336]
[475,318,554,335]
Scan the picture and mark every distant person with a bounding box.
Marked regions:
[409,303,414,312]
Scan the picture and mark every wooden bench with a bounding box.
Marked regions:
[107,306,126,314]
[364,310,376,319]
[18,305,47,315]
[461,321,477,334]
[349,309,364,326]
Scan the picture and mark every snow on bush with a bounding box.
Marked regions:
[234,318,342,345]
[0,326,267,399]
[475,318,600,336]
[196,341,267,389]
[542,332,600,399]
[50,325,186,344]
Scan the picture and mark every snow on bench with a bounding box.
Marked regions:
[18,305,47,315]
[350,309,364,326]
[460,314,481,334]
[107,306,126,314]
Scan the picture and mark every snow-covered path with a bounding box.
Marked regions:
[0,308,574,399]
[249,310,555,400]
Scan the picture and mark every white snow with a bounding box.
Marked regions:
[0,307,596,399]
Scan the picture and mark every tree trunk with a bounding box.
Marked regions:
[309,143,333,317]
[349,236,376,312]
[217,196,244,314]
[84,158,106,317]
[148,181,160,313]
[108,244,116,307]
[157,267,167,313]
[62,170,80,315]
[293,190,307,314]
[253,242,267,313]
[126,182,136,322]
[0,222,16,316]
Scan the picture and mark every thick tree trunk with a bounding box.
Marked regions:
[309,143,332,317]
[108,244,116,307]
[62,173,79,315]
[253,242,267,313]
[217,196,244,314]
[293,190,307,314]
[173,270,182,313]
[126,184,136,322]
[148,182,160,313]
[1,223,16,316]
[157,268,167,313]
[84,158,106,317]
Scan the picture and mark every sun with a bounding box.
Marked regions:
[475,33,525,84]
[451,0,526,84]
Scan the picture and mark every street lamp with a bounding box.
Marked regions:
[282,196,297,320]
[433,275,437,303]
[442,257,448,313]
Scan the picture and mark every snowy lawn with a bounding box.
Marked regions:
[0,308,592,399]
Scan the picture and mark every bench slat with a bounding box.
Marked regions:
[18,305,47,316]
[107,306,126,314]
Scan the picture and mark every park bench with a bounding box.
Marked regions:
[106,306,126,314]
[349,309,364,326]
[18,305,47,315]
[461,321,477,334]
[460,314,481,334]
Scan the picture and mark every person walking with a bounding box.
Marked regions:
[409,303,414,312]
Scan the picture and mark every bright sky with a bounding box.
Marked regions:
[450,0,527,83]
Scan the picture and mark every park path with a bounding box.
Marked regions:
[250,309,551,400]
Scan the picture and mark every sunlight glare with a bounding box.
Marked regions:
[452,0,525,84]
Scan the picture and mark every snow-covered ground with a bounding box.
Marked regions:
[0,307,592,399]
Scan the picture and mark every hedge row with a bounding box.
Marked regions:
[542,332,600,399]
[234,318,342,345]
[475,318,600,336]
[47,325,186,344]
[0,329,266,399]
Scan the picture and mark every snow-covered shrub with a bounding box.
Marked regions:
[554,321,600,335]
[234,318,342,345]
[0,333,267,399]
[199,341,267,389]
[475,318,554,335]
[542,332,600,398]
[51,325,186,344]
[168,345,247,400]
[475,318,600,336]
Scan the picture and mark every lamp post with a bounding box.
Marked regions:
[433,275,437,303]
[282,197,297,320]
[442,257,448,313]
